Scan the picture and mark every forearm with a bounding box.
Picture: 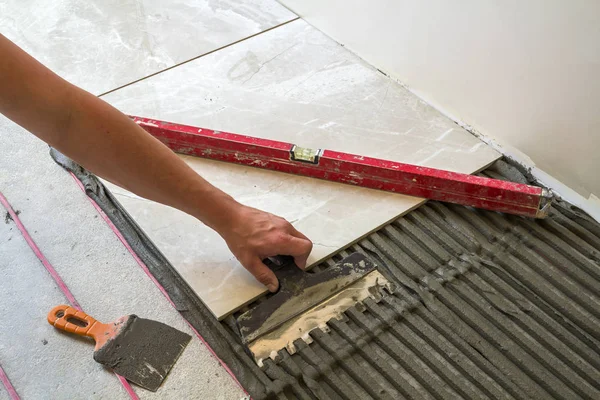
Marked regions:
[57,88,240,232]
[0,33,239,233]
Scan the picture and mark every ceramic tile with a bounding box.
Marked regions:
[102,20,500,319]
[0,0,295,95]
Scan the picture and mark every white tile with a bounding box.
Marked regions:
[102,20,500,319]
[0,0,295,95]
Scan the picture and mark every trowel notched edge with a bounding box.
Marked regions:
[237,252,389,362]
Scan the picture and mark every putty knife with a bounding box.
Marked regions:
[48,305,191,391]
[237,252,388,361]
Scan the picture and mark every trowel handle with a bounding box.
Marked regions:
[47,305,104,340]
[264,255,305,283]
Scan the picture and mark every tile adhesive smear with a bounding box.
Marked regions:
[49,149,600,400]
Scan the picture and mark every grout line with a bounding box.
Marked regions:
[68,172,249,396]
[98,17,300,98]
[0,364,19,400]
[0,190,140,400]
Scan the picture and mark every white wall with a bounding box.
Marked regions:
[280,0,600,217]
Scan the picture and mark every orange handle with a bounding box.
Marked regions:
[47,305,103,340]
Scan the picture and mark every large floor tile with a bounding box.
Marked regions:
[0,0,295,95]
[101,19,500,319]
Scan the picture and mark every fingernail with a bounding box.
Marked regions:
[294,258,306,270]
[267,283,278,292]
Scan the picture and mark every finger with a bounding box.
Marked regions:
[274,235,313,269]
[293,253,310,270]
[287,224,311,241]
[246,258,279,292]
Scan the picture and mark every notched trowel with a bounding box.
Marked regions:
[236,252,392,364]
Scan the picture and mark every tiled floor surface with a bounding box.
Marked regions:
[102,19,499,318]
[1,0,498,397]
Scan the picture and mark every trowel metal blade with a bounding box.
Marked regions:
[237,252,376,345]
[94,316,191,391]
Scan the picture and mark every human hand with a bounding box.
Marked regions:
[219,205,313,292]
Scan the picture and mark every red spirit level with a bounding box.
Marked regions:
[132,116,552,218]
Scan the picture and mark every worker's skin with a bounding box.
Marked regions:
[0,33,312,293]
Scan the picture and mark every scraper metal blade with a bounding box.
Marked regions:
[48,305,191,391]
[237,252,376,346]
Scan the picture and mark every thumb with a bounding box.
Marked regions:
[247,258,279,292]
[293,251,310,270]
[276,236,313,270]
